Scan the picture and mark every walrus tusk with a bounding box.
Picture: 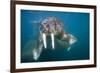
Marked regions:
[42,33,47,48]
[51,33,55,49]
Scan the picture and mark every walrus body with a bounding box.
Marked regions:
[32,17,77,60]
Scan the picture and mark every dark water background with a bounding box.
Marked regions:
[21,10,90,63]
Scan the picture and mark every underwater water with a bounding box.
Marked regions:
[21,10,90,63]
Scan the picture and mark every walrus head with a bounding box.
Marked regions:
[39,17,65,49]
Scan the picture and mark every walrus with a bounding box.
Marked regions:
[32,17,77,60]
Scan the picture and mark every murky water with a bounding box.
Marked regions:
[21,10,89,63]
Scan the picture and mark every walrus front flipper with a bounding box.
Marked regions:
[56,33,77,51]
[32,35,44,60]
[33,43,43,60]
